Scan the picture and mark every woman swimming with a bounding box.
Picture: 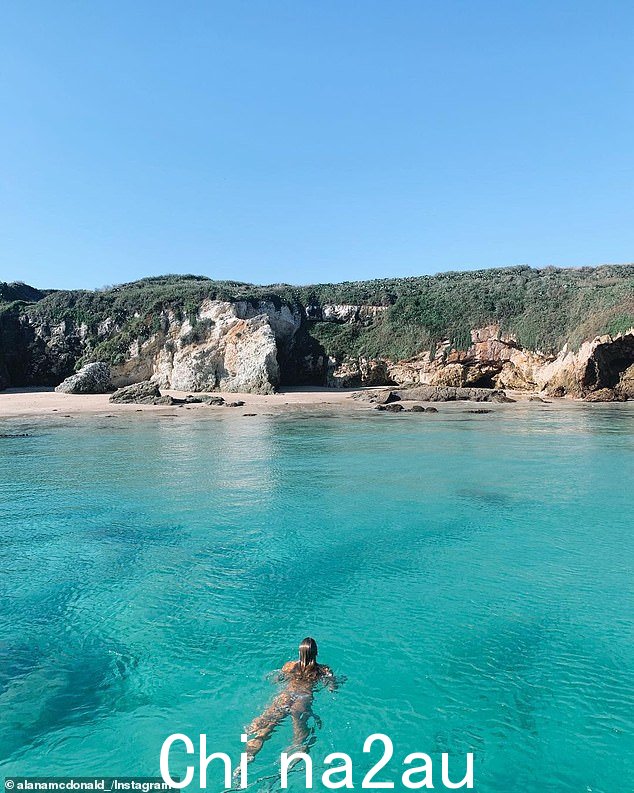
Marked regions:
[243,637,334,763]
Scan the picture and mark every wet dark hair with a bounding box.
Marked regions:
[298,637,318,668]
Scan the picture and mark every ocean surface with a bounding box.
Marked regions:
[0,404,633,792]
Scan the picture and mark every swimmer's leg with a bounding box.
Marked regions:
[244,694,291,761]
[285,700,315,757]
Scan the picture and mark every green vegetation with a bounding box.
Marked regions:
[305,265,634,359]
[2,265,633,366]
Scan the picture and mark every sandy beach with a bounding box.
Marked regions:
[0,386,374,419]
[0,385,601,421]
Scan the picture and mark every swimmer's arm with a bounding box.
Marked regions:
[320,665,338,691]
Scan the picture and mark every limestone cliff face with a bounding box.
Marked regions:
[0,298,303,395]
[383,325,548,390]
[328,324,634,400]
[1,268,632,399]
[537,331,634,399]
[111,300,298,394]
[0,309,88,387]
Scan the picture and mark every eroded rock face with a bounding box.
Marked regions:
[111,300,300,394]
[616,363,634,400]
[55,362,113,394]
[541,331,634,398]
[583,388,621,403]
[331,325,634,400]
[2,283,632,400]
[328,357,395,388]
[386,325,550,390]
[0,297,302,395]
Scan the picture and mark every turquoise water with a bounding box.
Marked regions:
[1,404,633,792]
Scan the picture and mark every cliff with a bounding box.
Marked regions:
[1,266,633,399]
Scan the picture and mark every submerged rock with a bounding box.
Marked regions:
[55,362,113,394]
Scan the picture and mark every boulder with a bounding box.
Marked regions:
[153,395,176,405]
[394,386,512,403]
[109,380,168,404]
[410,405,426,412]
[375,403,404,412]
[583,388,623,403]
[202,395,226,406]
[55,362,113,394]
[351,390,399,404]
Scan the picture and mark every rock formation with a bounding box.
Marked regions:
[55,362,113,394]
[110,300,291,394]
[109,381,173,405]
[0,267,632,399]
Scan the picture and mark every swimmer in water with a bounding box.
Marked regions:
[243,637,335,764]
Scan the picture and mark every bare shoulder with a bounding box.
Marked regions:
[319,664,334,677]
[281,660,298,674]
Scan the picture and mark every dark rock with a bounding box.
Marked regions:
[581,333,634,395]
[466,409,493,414]
[172,394,203,405]
[376,391,400,405]
[55,362,113,394]
[109,380,168,405]
[528,395,547,402]
[375,402,404,412]
[243,413,257,416]
[227,400,246,407]
[153,395,176,405]
[583,388,625,403]
[351,389,400,404]
[410,405,425,412]
[202,396,226,406]
[425,407,438,413]
[0,432,31,438]
[394,386,511,403]
[551,386,566,398]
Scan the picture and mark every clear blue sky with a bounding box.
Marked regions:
[1,1,633,289]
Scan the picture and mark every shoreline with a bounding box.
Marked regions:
[0,386,628,420]
[0,386,369,419]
